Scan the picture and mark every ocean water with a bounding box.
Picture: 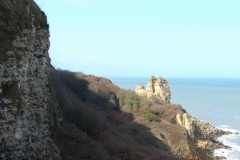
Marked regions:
[107,77,240,160]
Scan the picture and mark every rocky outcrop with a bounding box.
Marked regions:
[175,113,225,140]
[153,77,171,103]
[135,83,147,97]
[141,103,229,159]
[0,1,61,159]
[174,113,228,158]
[135,76,171,104]
[145,76,157,97]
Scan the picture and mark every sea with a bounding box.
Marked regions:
[107,77,240,160]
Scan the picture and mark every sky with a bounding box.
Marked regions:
[34,0,240,78]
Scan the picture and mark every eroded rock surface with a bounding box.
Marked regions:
[0,1,61,159]
[135,76,171,103]
[135,83,147,97]
[176,113,225,140]
[174,113,228,158]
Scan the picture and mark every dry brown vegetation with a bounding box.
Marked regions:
[49,69,179,159]
[49,69,214,159]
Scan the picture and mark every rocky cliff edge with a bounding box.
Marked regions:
[0,0,61,159]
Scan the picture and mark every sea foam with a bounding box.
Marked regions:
[213,127,240,160]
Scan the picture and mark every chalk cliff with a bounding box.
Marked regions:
[135,76,171,104]
[0,0,61,159]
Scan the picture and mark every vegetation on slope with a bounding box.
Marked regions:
[144,109,163,122]
[48,69,216,159]
[49,69,177,160]
[117,90,142,111]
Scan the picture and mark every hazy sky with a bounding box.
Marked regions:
[35,0,240,78]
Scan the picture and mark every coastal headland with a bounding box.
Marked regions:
[0,0,232,159]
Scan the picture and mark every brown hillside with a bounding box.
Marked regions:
[50,70,179,159]
[49,70,226,159]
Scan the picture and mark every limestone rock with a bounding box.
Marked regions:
[0,1,61,159]
[2,98,12,104]
[5,51,15,57]
[135,83,147,97]
[154,77,171,103]
[146,76,157,98]
[173,113,229,159]
[176,113,225,140]
[135,76,171,104]
[0,64,4,77]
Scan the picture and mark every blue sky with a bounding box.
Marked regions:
[35,0,240,78]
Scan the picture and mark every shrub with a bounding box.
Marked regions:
[149,95,164,104]
[141,98,153,107]
[54,69,88,101]
[50,70,107,137]
[144,109,163,122]
[117,90,142,109]
[75,72,85,79]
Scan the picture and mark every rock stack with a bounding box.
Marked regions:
[135,83,147,97]
[135,76,171,104]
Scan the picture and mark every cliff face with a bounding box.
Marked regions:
[175,113,227,151]
[0,0,60,159]
[176,113,225,140]
[135,76,171,104]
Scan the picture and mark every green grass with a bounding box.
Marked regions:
[117,90,142,109]
[144,109,163,122]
